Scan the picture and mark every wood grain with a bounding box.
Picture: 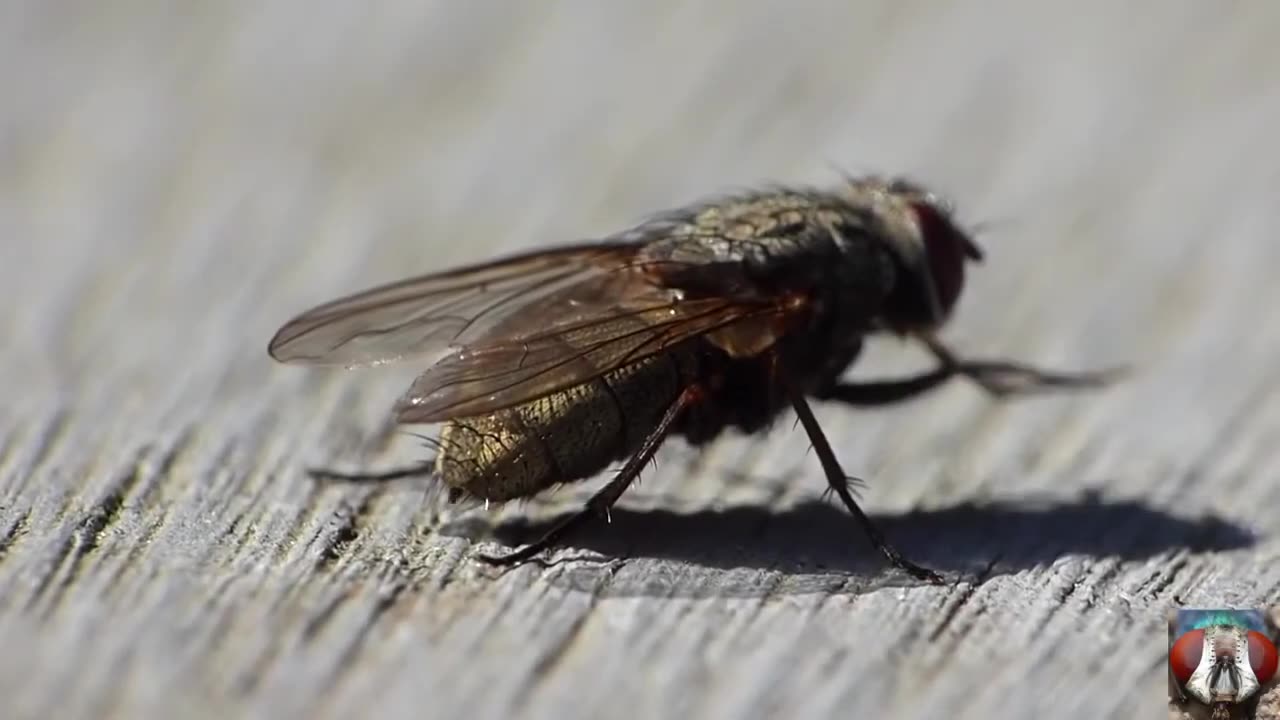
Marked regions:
[3,2,1280,719]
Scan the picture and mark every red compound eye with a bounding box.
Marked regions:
[909,201,969,320]
[1170,629,1205,684]
[1248,631,1278,682]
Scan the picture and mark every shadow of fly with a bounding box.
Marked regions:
[268,175,1120,583]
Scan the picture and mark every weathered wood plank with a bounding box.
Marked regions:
[3,2,1280,719]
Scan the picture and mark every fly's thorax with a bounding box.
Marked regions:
[750,216,892,384]
[434,350,695,501]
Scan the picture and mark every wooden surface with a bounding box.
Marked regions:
[3,2,1280,719]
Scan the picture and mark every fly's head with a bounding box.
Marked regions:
[840,176,984,336]
[1170,623,1279,711]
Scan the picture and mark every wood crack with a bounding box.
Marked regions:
[30,458,141,613]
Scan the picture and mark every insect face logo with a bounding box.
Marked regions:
[1170,608,1280,720]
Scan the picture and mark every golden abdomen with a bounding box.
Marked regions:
[434,353,689,501]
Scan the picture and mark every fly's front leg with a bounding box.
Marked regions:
[814,339,1121,408]
[813,365,956,406]
[921,336,1124,399]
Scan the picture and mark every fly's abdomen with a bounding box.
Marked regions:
[435,352,688,501]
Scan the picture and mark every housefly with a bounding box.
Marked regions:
[268,175,1118,583]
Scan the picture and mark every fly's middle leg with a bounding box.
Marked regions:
[781,360,945,584]
[478,385,703,567]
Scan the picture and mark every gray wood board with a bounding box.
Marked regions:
[3,2,1279,719]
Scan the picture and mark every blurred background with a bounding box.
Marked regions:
[2,2,1279,719]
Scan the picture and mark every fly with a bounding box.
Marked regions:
[268,175,1120,583]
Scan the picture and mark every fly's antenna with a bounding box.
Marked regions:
[958,211,1026,263]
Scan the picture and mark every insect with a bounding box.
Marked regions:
[269,175,1117,583]
[1170,610,1279,719]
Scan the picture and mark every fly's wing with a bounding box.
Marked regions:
[272,218,821,424]
[268,242,639,368]
[393,273,787,423]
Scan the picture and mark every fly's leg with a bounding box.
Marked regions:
[785,381,945,584]
[478,385,702,567]
[815,360,1114,406]
[307,463,436,485]
[307,462,477,504]
[922,336,1124,399]
[814,366,956,406]
[815,340,1121,407]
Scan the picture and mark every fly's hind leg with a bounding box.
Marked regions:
[306,462,466,501]
[307,464,436,485]
[479,385,702,567]
[310,462,470,506]
[306,431,449,488]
